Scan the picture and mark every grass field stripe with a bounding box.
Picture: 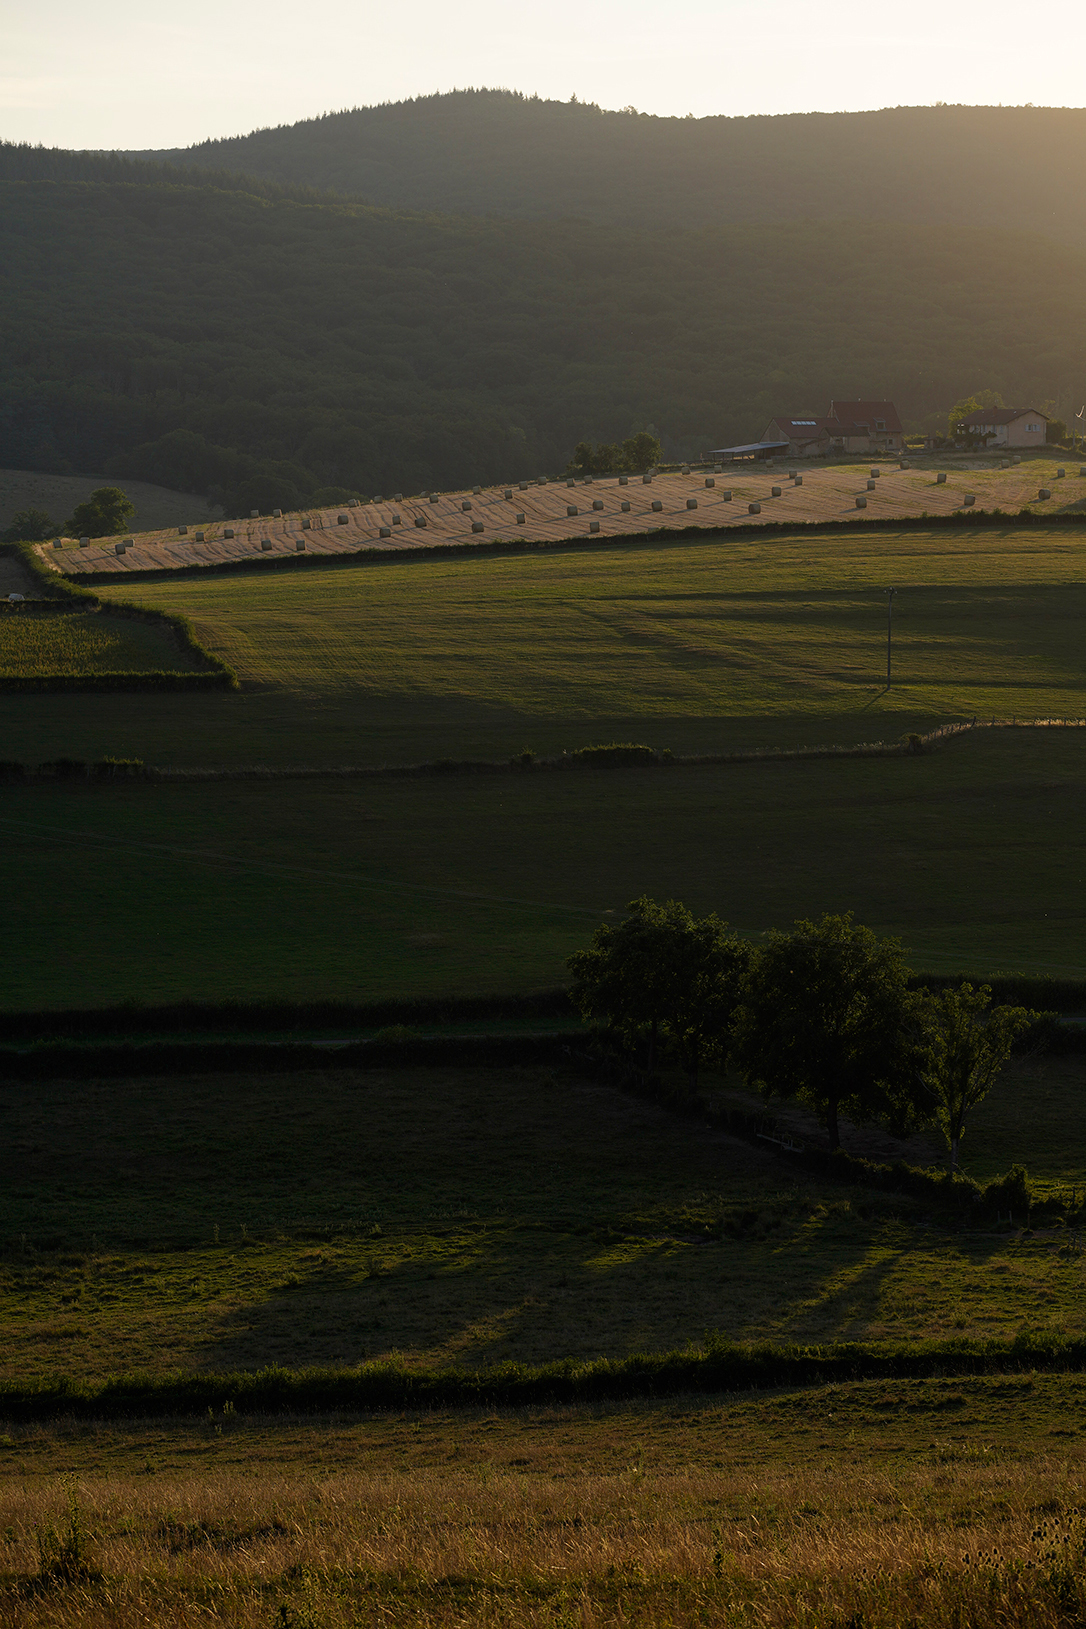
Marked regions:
[0,815,611,917]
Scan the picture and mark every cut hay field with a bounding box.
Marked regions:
[44,455,1086,573]
[0,727,1084,1011]
[9,521,1086,771]
[0,611,205,678]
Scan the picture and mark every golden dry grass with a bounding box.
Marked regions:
[2,1451,1085,1626]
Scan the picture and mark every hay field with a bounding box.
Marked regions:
[1,727,1085,1011]
[0,612,204,677]
[42,455,1086,575]
[1,1392,1085,1629]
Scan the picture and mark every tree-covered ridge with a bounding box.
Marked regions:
[125,90,1086,248]
[2,169,1085,506]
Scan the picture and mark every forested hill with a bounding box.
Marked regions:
[3,162,1085,511]
[126,91,1086,248]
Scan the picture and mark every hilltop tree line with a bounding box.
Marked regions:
[569,900,1034,1170]
[2,151,1085,508]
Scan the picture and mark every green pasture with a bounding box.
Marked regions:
[2,1046,1084,1381]
[0,611,201,677]
[0,726,1084,1011]
[7,523,1086,767]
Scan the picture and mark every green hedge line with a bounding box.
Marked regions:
[0,670,235,692]
[0,989,576,1041]
[1,1331,1083,1422]
[61,506,1086,588]
[0,543,238,690]
[0,1031,584,1080]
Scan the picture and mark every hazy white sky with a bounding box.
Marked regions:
[2,0,1083,151]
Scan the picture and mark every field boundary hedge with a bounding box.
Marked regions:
[2,1332,1085,1421]
[0,543,238,690]
[59,507,1086,587]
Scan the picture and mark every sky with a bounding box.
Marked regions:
[3,0,1084,151]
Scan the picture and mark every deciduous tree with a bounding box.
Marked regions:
[732,913,924,1151]
[65,486,135,539]
[919,983,1034,1171]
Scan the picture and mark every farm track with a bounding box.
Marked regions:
[42,460,1086,577]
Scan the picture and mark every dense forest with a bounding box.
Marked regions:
[125,92,1086,248]
[2,108,1085,507]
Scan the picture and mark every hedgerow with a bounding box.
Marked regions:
[1,1330,1084,1421]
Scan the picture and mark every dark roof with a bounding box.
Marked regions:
[764,417,833,439]
[959,406,1048,426]
[707,440,790,457]
[826,399,903,434]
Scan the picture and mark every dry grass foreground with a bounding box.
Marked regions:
[41,457,1086,576]
[2,1378,1086,1626]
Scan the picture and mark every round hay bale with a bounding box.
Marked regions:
[472,521,484,533]
[1058,468,1066,478]
[178,525,188,535]
[589,520,600,533]
[301,519,311,530]
[705,477,715,488]
[651,499,663,512]
[261,538,273,550]
[963,494,976,506]
[379,526,391,539]
[643,474,653,484]
[519,482,528,491]
[619,476,628,486]
[396,492,404,501]
[1039,488,1052,500]
[567,479,576,488]
[748,502,761,514]
[462,501,472,512]
[870,469,880,479]
[430,496,439,505]
[771,485,782,496]
[337,514,349,525]
[516,513,525,524]
[251,509,259,518]
[79,536,89,547]
[686,497,698,509]
[504,489,513,500]
[567,505,579,517]
[592,499,604,510]
[793,476,803,486]
[296,539,306,551]
[472,485,481,495]
[392,514,401,525]
[936,473,947,483]
[621,501,631,512]
[855,496,867,508]
[866,480,876,490]
[195,531,205,542]
[721,490,732,500]
[224,528,235,539]
[414,516,427,528]
[273,508,282,518]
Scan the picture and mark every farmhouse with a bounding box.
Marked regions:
[759,401,904,457]
[759,417,835,458]
[958,407,1048,449]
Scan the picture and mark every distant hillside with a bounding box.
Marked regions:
[2,155,1085,507]
[126,91,1086,248]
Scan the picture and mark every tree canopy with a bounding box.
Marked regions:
[919,984,1035,1170]
[66,487,135,539]
[731,913,924,1151]
[568,895,749,1083]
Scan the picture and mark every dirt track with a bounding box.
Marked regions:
[39,459,1086,577]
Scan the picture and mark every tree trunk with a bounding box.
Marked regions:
[950,1131,960,1171]
[647,1017,658,1076]
[826,1094,840,1152]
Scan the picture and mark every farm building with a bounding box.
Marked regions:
[759,401,904,456]
[759,417,835,458]
[704,438,789,462]
[957,407,1048,448]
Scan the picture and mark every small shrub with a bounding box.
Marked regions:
[37,758,86,779]
[92,756,144,779]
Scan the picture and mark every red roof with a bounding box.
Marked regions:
[959,407,1048,427]
[826,400,903,434]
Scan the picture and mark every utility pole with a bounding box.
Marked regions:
[886,588,897,689]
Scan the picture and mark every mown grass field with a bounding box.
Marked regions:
[1,1047,1084,1382]
[0,726,1084,1009]
[9,522,1086,768]
[2,1381,1086,1628]
[0,612,203,677]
